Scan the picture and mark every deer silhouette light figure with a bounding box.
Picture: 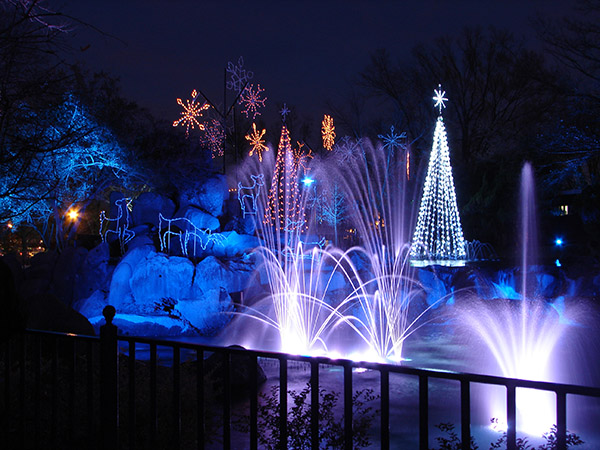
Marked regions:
[158,213,226,257]
[238,174,264,217]
[99,197,135,254]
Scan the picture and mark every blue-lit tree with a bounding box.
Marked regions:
[0,95,137,250]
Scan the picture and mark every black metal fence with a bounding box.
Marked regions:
[2,306,600,450]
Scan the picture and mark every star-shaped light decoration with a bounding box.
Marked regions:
[280,103,290,123]
[246,123,268,161]
[173,89,211,137]
[433,84,448,114]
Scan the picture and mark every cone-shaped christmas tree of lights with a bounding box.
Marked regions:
[411,85,466,260]
[265,104,303,231]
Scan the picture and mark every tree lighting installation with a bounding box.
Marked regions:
[411,85,466,261]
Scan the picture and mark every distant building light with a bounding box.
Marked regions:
[559,205,569,216]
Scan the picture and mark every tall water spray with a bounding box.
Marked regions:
[463,162,566,435]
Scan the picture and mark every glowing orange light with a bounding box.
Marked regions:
[321,114,335,151]
[246,123,268,161]
[7,221,13,229]
[406,150,410,179]
[173,89,210,137]
[67,210,79,221]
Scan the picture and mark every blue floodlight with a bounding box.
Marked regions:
[554,238,564,247]
[555,259,562,267]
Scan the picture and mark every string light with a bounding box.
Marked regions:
[226,56,253,93]
[238,174,265,217]
[245,123,268,161]
[321,114,336,151]
[265,123,307,231]
[239,83,267,119]
[173,89,211,137]
[99,198,135,254]
[433,84,448,114]
[200,119,225,158]
[378,125,406,154]
[158,213,226,257]
[411,86,466,260]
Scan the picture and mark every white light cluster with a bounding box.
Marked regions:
[411,115,466,260]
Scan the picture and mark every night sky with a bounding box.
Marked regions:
[61,0,573,124]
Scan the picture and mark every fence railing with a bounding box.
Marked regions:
[2,305,600,450]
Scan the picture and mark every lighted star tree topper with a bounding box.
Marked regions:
[245,123,268,161]
[411,85,466,261]
[239,83,267,119]
[321,114,336,151]
[173,89,211,137]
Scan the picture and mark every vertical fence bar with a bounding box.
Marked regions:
[381,369,390,450]
[310,361,319,450]
[19,335,25,447]
[196,349,204,450]
[279,357,288,448]
[556,390,567,450]
[87,340,94,443]
[506,384,517,450]
[129,341,136,450]
[344,362,353,450]
[173,346,181,450]
[223,350,231,449]
[460,380,470,450]
[100,306,118,450]
[3,341,10,449]
[68,339,76,449]
[250,354,258,450]
[51,336,57,449]
[34,335,41,448]
[419,374,428,450]
[150,343,157,446]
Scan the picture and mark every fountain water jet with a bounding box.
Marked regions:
[462,162,567,435]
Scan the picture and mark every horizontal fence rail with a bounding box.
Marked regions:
[2,313,600,450]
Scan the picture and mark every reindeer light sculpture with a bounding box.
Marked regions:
[237,173,264,217]
[99,198,135,254]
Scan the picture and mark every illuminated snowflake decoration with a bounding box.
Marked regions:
[245,123,268,161]
[173,90,211,137]
[433,84,448,114]
[226,56,254,93]
[321,114,336,151]
[239,84,267,119]
[333,136,362,163]
[200,119,225,158]
[378,125,407,154]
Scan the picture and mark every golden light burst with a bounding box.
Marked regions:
[245,122,268,161]
[173,89,211,137]
[321,114,336,151]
